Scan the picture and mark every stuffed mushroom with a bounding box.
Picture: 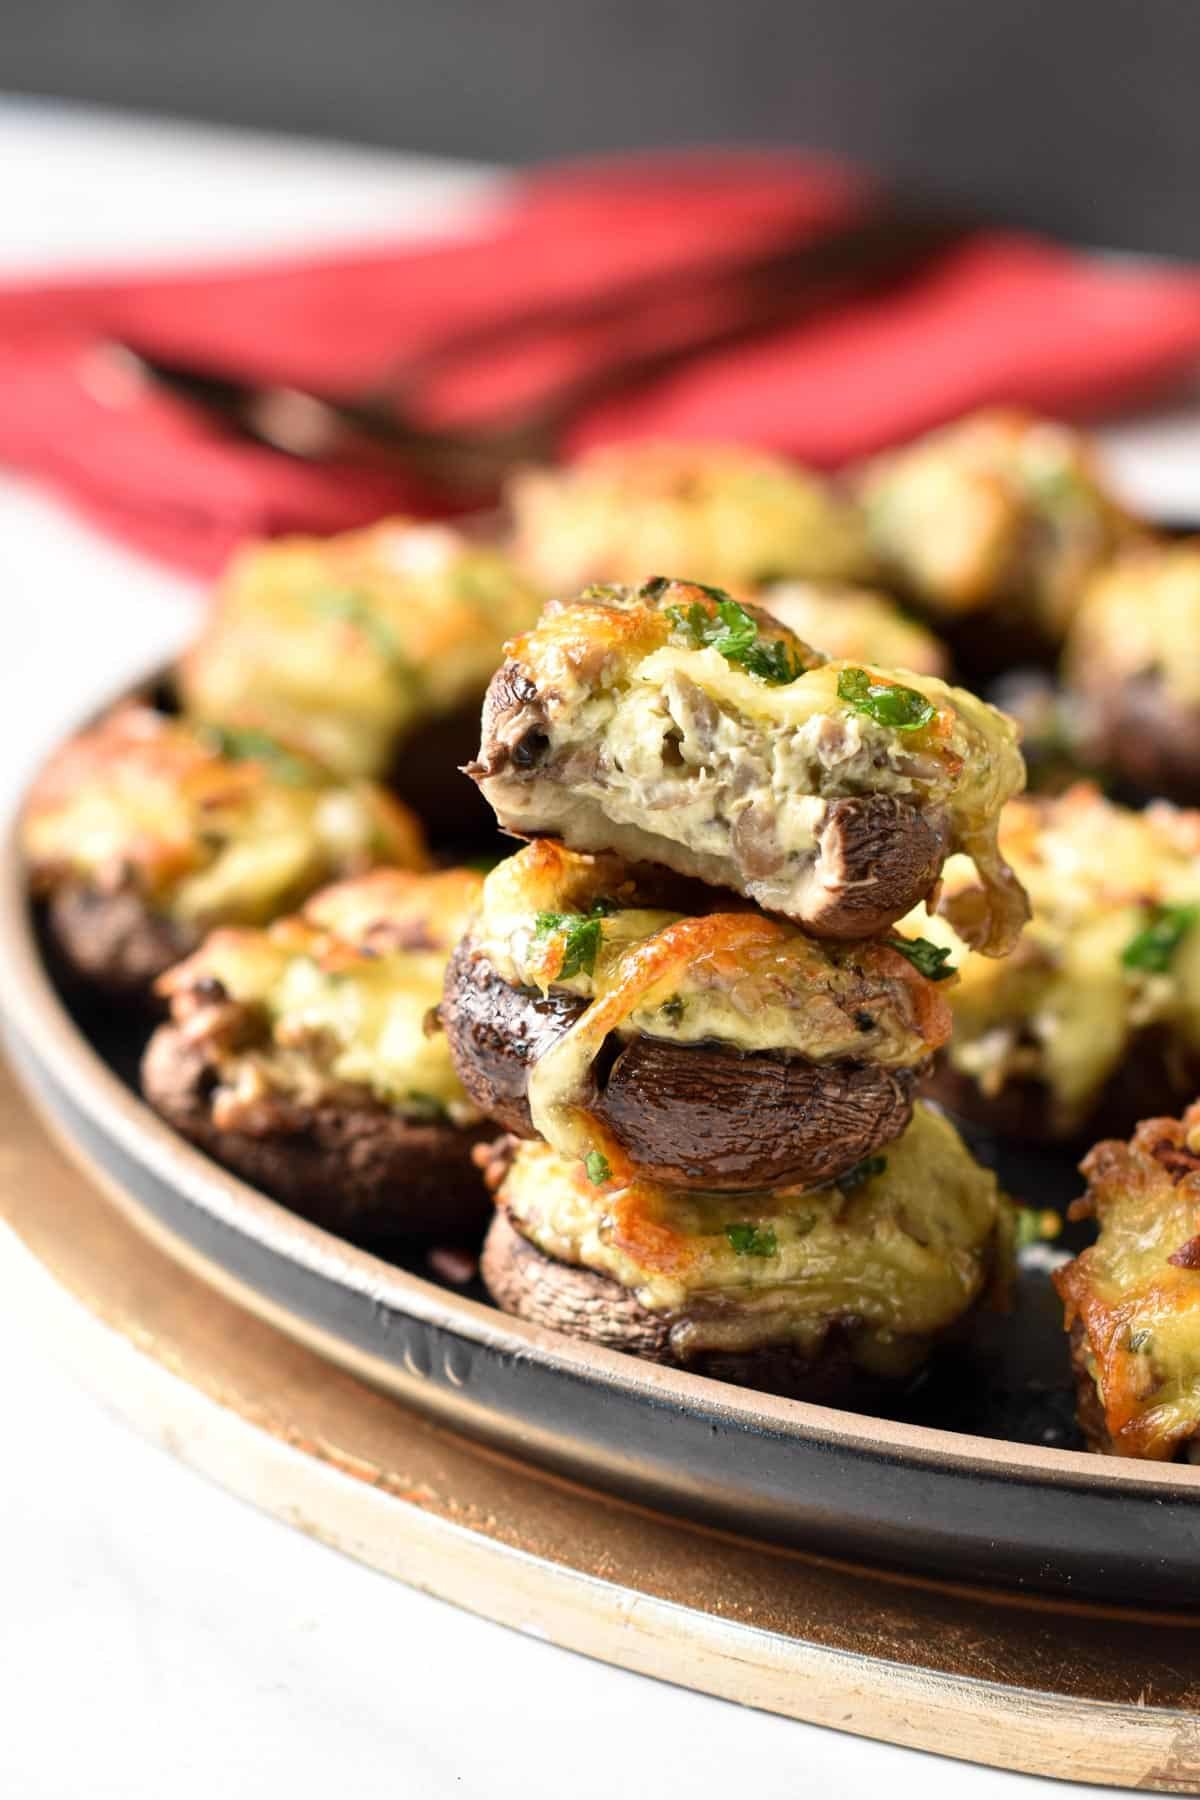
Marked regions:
[22,703,427,996]
[900,785,1200,1142]
[858,409,1136,668]
[507,441,872,596]
[179,517,543,824]
[469,578,1029,952]
[142,868,491,1245]
[1055,1103,1200,1460]
[1063,540,1200,804]
[443,838,954,1193]
[479,1103,1011,1399]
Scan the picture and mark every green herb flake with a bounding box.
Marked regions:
[887,935,956,982]
[725,1222,778,1258]
[1121,904,1200,975]
[312,587,403,666]
[584,1150,612,1186]
[1128,1328,1153,1353]
[664,591,808,685]
[837,666,936,732]
[660,994,686,1025]
[201,724,314,786]
[839,1155,887,1193]
[533,899,616,978]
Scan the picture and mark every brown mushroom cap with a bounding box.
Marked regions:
[442,937,924,1191]
[469,659,951,937]
[1070,668,1200,807]
[480,1208,864,1402]
[141,1023,492,1246]
[45,882,199,998]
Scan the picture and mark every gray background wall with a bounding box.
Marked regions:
[3,0,1197,255]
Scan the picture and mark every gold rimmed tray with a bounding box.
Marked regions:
[3,1052,1200,1791]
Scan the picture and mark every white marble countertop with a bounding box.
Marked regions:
[1,97,1191,1800]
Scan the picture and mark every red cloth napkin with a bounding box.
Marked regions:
[4,150,1200,577]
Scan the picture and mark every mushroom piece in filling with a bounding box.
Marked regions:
[898,784,1200,1142]
[480,1103,1012,1395]
[1063,541,1200,805]
[1055,1102,1200,1461]
[180,518,544,782]
[141,868,490,1243]
[856,408,1136,659]
[22,702,428,995]
[469,578,1029,952]
[443,838,954,1193]
[507,440,872,596]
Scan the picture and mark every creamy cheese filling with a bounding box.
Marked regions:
[490,589,1027,953]
[901,788,1200,1123]
[159,871,481,1123]
[500,1104,1007,1363]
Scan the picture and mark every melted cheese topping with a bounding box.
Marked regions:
[757,580,949,677]
[158,868,483,1120]
[477,839,950,1172]
[859,409,1134,633]
[181,520,543,776]
[489,581,1027,953]
[1055,1105,1200,1459]
[1065,541,1200,707]
[508,441,872,593]
[899,784,1200,1128]
[500,1104,1008,1366]
[22,704,428,927]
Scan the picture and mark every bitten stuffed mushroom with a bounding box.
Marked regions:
[1055,1103,1200,1460]
[442,839,954,1193]
[1063,541,1200,804]
[858,409,1135,667]
[22,703,427,995]
[469,578,1028,952]
[142,868,491,1244]
[507,441,871,595]
[480,1104,1011,1398]
[179,518,543,821]
[900,785,1200,1142]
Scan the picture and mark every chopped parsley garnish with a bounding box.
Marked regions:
[663,590,807,685]
[887,935,956,981]
[837,666,935,732]
[1128,1328,1153,1353]
[839,1154,887,1192]
[201,724,314,786]
[725,1222,778,1258]
[533,897,618,979]
[1121,904,1200,975]
[313,587,403,666]
[660,994,686,1024]
[584,1150,612,1185]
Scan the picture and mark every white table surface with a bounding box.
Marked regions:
[1,98,1192,1800]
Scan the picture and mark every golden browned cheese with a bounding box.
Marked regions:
[481,580,1028,953]
[757,579,949,677]
[1056,1105,1200,1459]
[1064,539,1200,708]
[22,703,428,928]
[499,1104,1011,1370]
[157,867,484,1122]
[858,409,1136,636]
[508,441,872,594]
[899,784,1200,1132]
[476,838,952,1174]
[180,519,544,776]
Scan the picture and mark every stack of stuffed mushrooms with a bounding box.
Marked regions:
[442,575,1025,1399]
